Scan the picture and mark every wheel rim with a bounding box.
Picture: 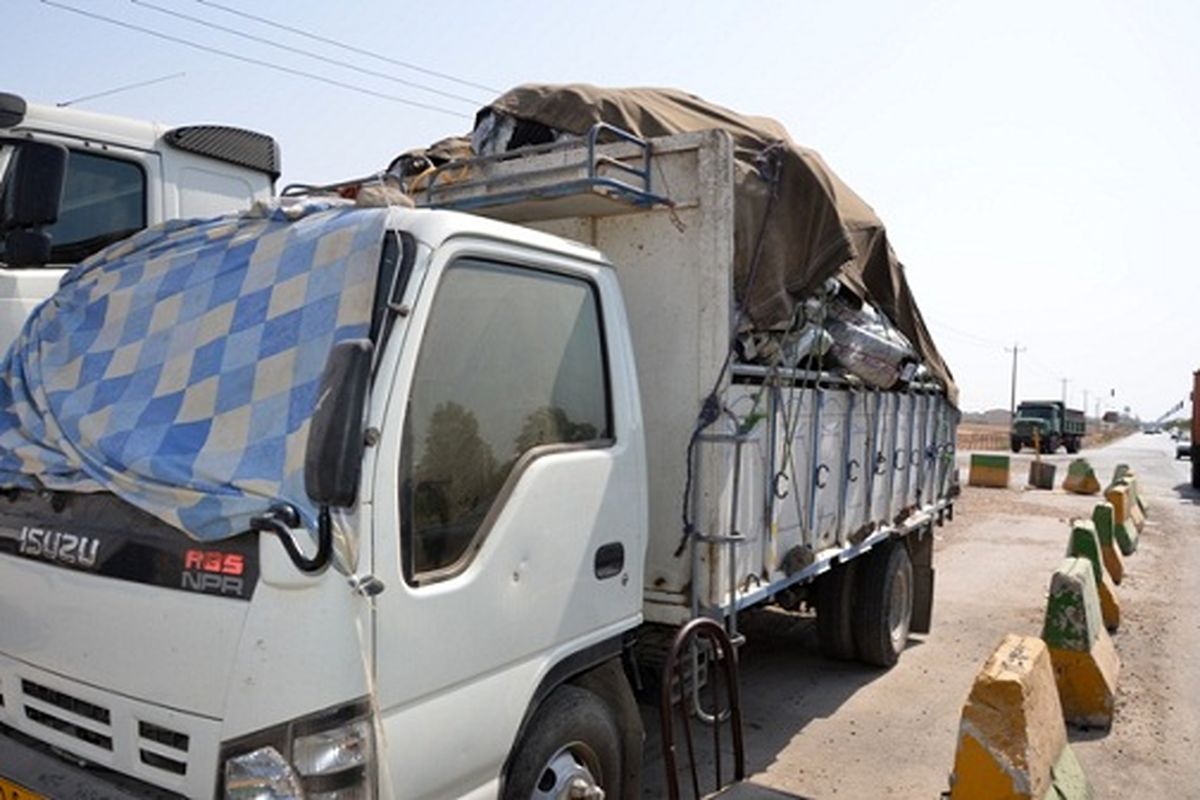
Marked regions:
[532,741,605,800]
[888,563,912,654]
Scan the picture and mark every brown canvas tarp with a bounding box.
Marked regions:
[484,84,956,404]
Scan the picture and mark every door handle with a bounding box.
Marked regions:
[594,542,625,580]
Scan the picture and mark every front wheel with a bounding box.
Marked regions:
[503,685,622,800]
[853,541,914,668]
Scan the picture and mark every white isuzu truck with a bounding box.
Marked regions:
[0,91,279,352]
[0,88,957,799]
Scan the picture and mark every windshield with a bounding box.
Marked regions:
[0,143,147,267]
[1018,406,1055,420]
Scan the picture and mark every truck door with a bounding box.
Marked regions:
[368,239,645,799]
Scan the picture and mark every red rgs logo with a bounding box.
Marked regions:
[184,549,244,576]
[182,549,246,596]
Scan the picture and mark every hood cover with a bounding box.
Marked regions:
[0,200,388,541]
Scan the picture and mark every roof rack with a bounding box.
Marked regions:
[417,122,672,215]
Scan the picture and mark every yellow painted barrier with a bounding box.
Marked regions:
[1043,558,1120,729]
[949,634,1091,799]
[1067,521,1120,632]
[1090,503,1125,584]
[1062,459,1100,495]
[969,454,1010,488]
[1103,485,1139,555]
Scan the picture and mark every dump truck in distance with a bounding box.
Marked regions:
[1010,400,1085,453]
[0,87,958,798]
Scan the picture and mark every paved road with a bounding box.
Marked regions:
[640,433,1199,798]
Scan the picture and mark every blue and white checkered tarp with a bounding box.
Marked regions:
[0,200,388,541]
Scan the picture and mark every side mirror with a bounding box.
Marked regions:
[2,140,67,268]
[4,140,68,229]
[253,339,373,575]
[305,338,374,507]
[3,229,51,266]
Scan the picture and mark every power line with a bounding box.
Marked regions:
[58,71,185,106]
[41,1,472,119]
[195,0,502,96]
[130,0,483,107]
[925,316,1010,349]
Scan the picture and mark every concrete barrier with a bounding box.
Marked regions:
[1042,558,1120,729]
[1116,476,1147,533]
[1110,464,1147,516]
[1089,503,1125,585]
[1062,459,1100,495]
[1103,485,1140,555]
[949,634,1091,799]
[1067,521,1120,632]
[969,454,1010,488]
[1028,461,1056,490]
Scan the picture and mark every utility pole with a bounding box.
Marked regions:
[1083,389,1089,419]
[1061,378,1069,406]
[1006,342,1026,422]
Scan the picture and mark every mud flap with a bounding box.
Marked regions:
[909,529,935,635]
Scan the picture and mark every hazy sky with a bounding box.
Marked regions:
[6,0,1198,415]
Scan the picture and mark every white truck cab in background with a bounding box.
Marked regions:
[0,91,279,351]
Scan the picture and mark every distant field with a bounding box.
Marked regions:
[956,421,1132,452]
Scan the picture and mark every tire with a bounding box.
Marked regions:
[816,560,859,660]
[852,541,914,668]
[1010,438,1021,453]
[503,684,623,800]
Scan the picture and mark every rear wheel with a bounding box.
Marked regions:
[852,541,913,668]
[503,685,622,800]
[816,560,859,660]
[1010,438,1021,453]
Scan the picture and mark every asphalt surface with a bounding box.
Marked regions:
[639,433,1200,798]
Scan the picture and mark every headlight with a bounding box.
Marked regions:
[221,699,375,799]
[224,747,303,799]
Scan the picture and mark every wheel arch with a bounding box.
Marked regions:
[499,631,643,798]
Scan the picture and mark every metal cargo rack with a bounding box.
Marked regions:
[414,123,672,221]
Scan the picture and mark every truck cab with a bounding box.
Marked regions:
[0,91,278,352]
[0,206,647,799]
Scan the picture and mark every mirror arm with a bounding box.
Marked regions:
[250,503,333,574]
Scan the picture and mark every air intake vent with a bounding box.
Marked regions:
[26,706,113,750]
[23,680,111,724]
[21,679,114,752]
[141,748,187,775]
[139,720,190,752]
[164,125,281,179]
[138,719,190,776]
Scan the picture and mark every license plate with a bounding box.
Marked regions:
[0,777,47,800]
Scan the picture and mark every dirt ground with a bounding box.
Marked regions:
[639,433,1200,798]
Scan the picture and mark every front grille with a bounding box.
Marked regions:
[1,657,208,796]
[139,721,189,751]
[23,680,111,725]
[141,749,187,775]
[25,706,113,749]
[138,719,190,776]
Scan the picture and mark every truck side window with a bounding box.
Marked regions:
[400,258,611,583]
[0,148,146,265]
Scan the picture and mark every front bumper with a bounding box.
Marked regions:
[0,723,182,799]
